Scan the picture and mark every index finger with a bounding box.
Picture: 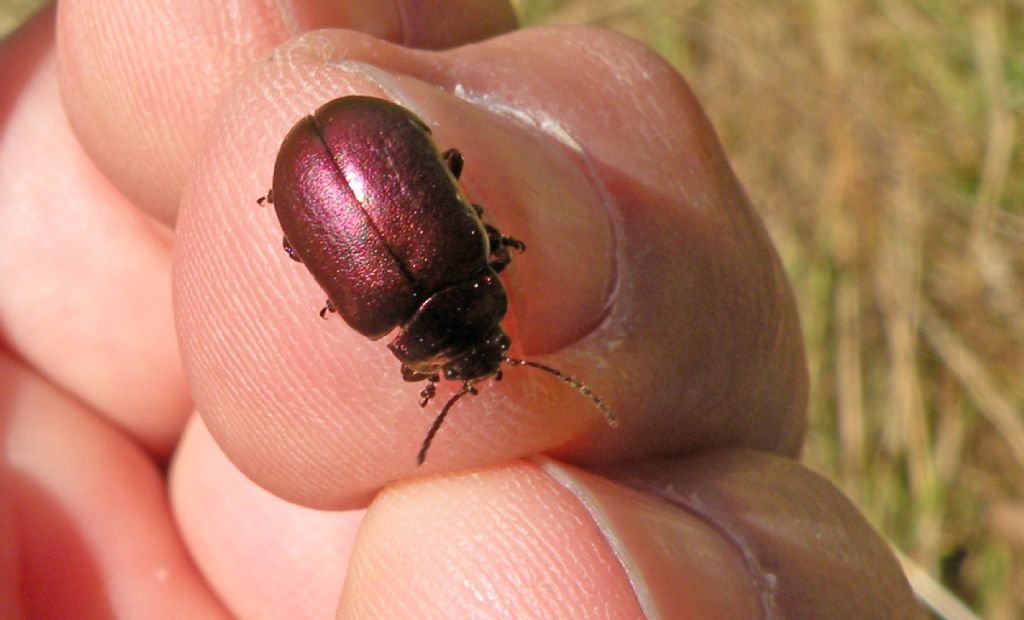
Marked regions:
[56,0,518,223]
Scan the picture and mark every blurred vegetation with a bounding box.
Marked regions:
[3,0,1019,617]
[0,0,45,39]
[514,0,1022,618]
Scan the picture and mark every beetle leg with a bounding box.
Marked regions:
[470,204,526,271]
[501,235,526,253]
[282,236,302,262]
[398,367,440,406]
[443,149,464,180]
[418,378,437,407]
[257,189,274,206]
[318,298,336,319]
[488,225,526,254]
[489,246,512,272]
[484,224,527,273]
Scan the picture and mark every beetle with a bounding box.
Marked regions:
[259,96,617,464]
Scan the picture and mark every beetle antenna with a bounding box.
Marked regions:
[504,358,619,427]
[417,382,478,466]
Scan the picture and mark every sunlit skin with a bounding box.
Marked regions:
[2,1,924,618]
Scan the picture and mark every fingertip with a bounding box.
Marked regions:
[55,0,518,223]
[2,355,227,618]
[338,462,645,618]
[2,11,189,455]
[171,416,360,619]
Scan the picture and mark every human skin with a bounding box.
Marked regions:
[0,1,922,618]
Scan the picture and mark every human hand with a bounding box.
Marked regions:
[2,1,921,617]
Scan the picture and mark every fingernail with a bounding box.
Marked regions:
[536,456,764,619]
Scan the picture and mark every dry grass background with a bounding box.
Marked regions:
[2,0,1020,617]
[0,0,39,38]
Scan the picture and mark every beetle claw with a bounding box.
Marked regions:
[484,223,526,273]
[504,237,526,253]
[318,298,336,319]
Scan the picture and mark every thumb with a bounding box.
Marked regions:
[176,26,807,508]
[337,454,921,618]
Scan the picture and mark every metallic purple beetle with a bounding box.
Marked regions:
[260,96,616,464]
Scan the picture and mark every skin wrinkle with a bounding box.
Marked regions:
[344,467,640,617]
[664,492,780,618]
[534,457,656,618]
[391,0,409,46]
[510,477,606,618]
[269,0,298,38]
[451,479,532,614]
